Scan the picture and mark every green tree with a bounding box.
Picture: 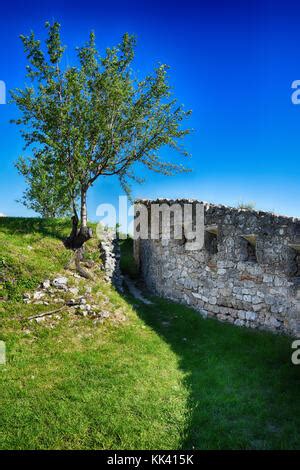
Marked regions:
[12,21,191,249]
[16,150,73,218]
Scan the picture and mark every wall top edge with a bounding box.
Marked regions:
[134,198,300,223]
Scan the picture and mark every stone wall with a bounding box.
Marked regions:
[99,229,123,291]
[134,199,300,336]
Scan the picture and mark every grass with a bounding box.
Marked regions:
[0,217,71,301]
[0,219,300,449]
[119,237,139,279]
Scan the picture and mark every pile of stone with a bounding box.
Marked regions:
[99,229,123,292]
[23,275,126,325]
[23,276,71,306]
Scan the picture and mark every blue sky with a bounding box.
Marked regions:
[0,0,300,219]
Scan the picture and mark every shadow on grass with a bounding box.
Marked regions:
[120,240,300,450]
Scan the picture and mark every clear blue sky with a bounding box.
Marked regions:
[0,0,300,219]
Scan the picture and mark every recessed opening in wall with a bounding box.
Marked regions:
[205,225,218,255]
[288,244,300,279]
[240,234,257,262]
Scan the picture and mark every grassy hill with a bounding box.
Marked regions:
[0,217,300,450]
[0,218,71,301]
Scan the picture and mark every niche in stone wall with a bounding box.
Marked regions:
[288,244,300,279]
[240,234,257,262]
[205,225,218,255]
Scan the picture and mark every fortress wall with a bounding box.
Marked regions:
[134,199,300,336]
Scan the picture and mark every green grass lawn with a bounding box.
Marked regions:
[0,219,300,449]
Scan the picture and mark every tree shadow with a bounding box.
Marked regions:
[117,232,300,452]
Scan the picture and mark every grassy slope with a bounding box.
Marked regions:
[0,219,300,449]
[0,218,71,301]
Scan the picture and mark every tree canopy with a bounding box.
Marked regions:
[12,22,192,248]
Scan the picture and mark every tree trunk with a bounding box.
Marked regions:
[81,188,88,228]
[64,191,93,249]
